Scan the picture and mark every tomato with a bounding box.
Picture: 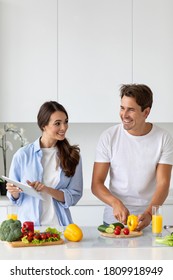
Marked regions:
[33,233,41,240]
[52,233,59,238]
[40,233,47,240]
[27,231,34,237]
[46,232,53,239]
[123,227,130,235]
[115,226,122,231]
[27,236,33,242]
[114,228,121,235]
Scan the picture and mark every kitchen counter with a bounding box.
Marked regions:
[0,226,173,260]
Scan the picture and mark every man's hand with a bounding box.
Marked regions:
[112,201,130,225]
[136,212,152,231]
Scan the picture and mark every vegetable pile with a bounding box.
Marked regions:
[155,234,173,246]
[98,215,139,236]
[0,219,62,244]
[0,219,22,242]
[98,222,130,236]
[21,227,61,244]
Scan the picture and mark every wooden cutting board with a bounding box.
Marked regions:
[6,238,64,248]
[100,230,143,238]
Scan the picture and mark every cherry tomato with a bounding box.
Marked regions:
[52,233,59,238]
[27,236,33,242]
[27,231,34,237]
[115,226,122,231]
[46,232,53,239]
[123,227,130,235]
[114,228,121,235]
[33,233,41,240]
[40,233,47,240]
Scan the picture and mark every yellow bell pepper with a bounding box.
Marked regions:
[127,215,138,231]
[64,224,83,242]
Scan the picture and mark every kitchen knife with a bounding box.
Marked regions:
[164,225,173,234]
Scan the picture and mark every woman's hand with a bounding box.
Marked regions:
[26,180,65,202]
[26,180,47,192]
[6,182,21,199]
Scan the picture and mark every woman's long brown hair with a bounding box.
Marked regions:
[37,101,80,177]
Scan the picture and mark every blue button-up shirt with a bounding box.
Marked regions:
[7,138,83,226]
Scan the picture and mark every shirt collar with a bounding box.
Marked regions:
[33,138,42,153]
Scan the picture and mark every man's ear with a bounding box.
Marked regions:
[144,107,151,119]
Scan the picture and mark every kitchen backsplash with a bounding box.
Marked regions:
[0,122,173,190]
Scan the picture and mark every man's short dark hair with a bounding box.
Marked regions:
[120,84,153,111]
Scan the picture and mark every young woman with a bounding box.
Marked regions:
[7,101,83,226]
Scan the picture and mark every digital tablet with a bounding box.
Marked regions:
[1,175,44,200]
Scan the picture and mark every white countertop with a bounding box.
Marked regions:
[1,188,173,206]
[0,226,173,260]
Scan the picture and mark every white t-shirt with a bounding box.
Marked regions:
[95,124,173,224]
[41,147,61,226]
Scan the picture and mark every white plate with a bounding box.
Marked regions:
[1,175,44,200]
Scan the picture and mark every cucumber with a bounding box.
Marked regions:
[108,224,115,229]
[105,227,114,234]
[111,222,124,229]
[97,222,124,233]
[97,224,108,232]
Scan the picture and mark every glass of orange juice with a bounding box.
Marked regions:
[7,205,18,220]
[152,205,162,236]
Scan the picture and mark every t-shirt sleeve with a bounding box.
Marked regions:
[158,133,173,165]
[95,131,111,162]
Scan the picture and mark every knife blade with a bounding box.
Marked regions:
[164,225,173,234]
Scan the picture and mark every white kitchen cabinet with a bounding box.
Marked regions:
[1,1,173,123]
[71,205,173,227]
[133,0,173,122]
[58,0,132,122]
[163,205,173,226]
[70,205,104,226]
[0,0,57,122]
[0,206,8,223]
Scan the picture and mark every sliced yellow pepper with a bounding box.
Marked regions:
[127,215,138,231]
[64,224,83,242]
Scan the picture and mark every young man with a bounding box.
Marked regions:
[91,84,173,230]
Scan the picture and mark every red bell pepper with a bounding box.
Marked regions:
[22,221,34,232]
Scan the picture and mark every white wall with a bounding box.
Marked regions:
[1,122,173,190]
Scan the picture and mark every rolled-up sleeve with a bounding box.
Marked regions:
[57,157,83,208]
